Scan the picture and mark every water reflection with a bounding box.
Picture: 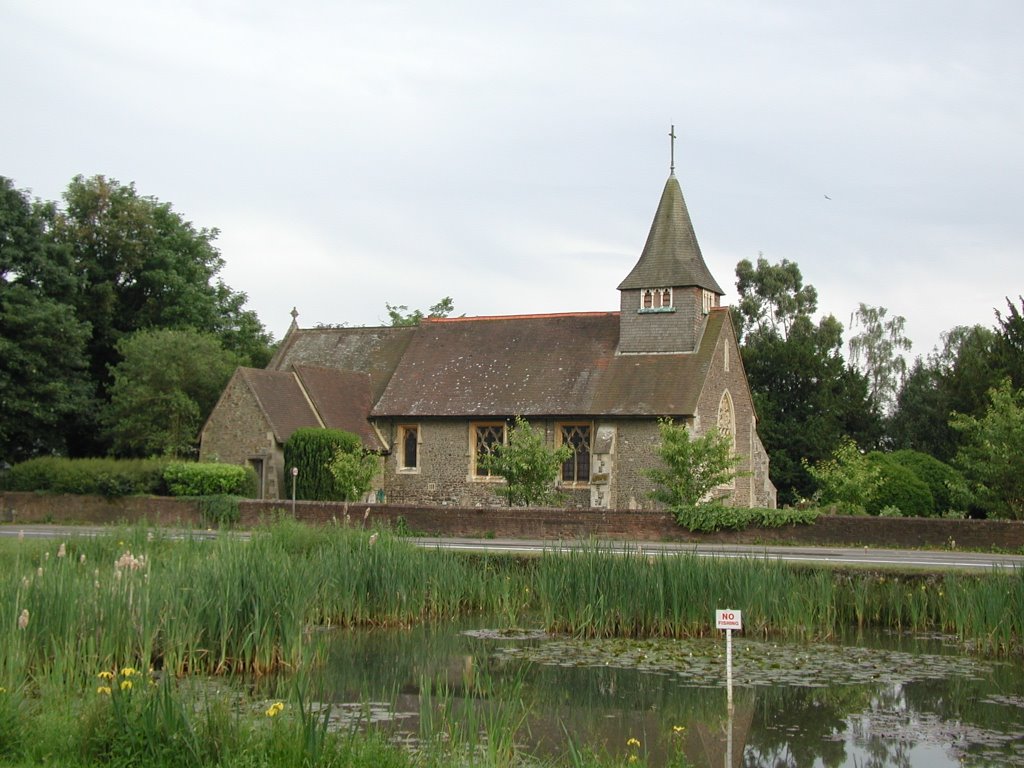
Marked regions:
[314,622,1024,767]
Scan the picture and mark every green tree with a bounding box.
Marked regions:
[0,177,93,462]
[951,379,1024,519]
[994,295,1024,389]
[847,303,912,415]
[804,438,881,515]
[734,254,818,341]
[889,325,1003,462]
[385,296,456,326]
[479,416,572,506]
[327,444,381,502]
[645,419,741,522]
[103,329,241,458]
[733,256,882,504]
[52,175,273,454]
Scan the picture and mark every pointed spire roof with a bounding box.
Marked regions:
[618,173,724,294]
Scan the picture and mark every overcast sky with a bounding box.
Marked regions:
[3,1,1021,360]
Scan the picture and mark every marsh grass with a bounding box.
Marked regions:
[1,522,1021,766]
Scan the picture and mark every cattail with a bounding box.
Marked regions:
[17,609,29,630]
[57,543,67,558]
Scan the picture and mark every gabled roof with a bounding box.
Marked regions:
[370,309,726,418]
[269,325,416,403]
[618,173,724,294]
[294,365,382,450]
[240,368,322,444]
[236,366,383,450]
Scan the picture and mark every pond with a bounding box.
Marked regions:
[310,620,1024,768]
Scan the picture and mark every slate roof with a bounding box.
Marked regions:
[293,366,382,450]
[270,325,416,403]
[618,173,724,295]
[237,366,383,449]
[240,368,322,444]
[370,309,726,418]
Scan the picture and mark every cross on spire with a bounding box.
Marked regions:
[669,124,676,174]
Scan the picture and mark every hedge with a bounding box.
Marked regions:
[1,457,171,497]
[163,462,258,497]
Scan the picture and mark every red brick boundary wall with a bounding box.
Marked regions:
[2,493,1023,550]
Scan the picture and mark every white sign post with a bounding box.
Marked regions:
[716,609,742,713]
[716,609,742,768]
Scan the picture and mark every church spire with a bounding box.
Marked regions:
[617,169,724,295]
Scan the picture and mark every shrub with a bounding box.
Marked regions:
[866,453,934,517]
[645,419,742,526]
[163,462,258,497]
[804,438,881,515]
[284,428,364,501]
[478,416,573,507]
[1,457,170,497]
[889,450,969,516]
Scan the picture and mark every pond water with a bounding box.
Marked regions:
[312,621,1024,767]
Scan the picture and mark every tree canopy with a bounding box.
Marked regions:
[0,174,274,460]
[385,297,456,327]
[734,256,881,505]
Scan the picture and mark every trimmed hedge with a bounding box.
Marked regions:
[283,428,363,501]
[163,462,258,497]
[0,457,171,497]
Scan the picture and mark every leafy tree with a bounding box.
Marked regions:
[645,419,741,523]
[804,438,881,515]
[327,444,381,502]
[385,296,456,327]
[479,416,572,507]
[889,325,1004,462]
[103,329,241,458]
[951,379,1024,519]
[847,303,912,415]
[733,254,817,342]
[994,295,1024,389]
[52,175,273,454]
[0,177,93,462]
[733,256,882,504]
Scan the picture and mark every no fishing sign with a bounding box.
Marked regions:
[715,609,742,630]
[716,609,742,713]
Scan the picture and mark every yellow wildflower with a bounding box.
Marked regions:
[265,701,285,717]
[120,680,133,691]
[672,725,686,734]
[121,667,138,677]
[628,757,638,764]
[627,737,641,748]
[97,671,114,680]
[97,686,112,696]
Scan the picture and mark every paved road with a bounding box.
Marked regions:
[2,524,1020,572]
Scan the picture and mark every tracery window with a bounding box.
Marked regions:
[559,423,592,483]
[472,422,506,478]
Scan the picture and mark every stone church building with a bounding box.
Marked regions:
[200,170,777,510]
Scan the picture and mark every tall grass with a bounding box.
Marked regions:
[531,541,1022,653]
[2,522,1021,766]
